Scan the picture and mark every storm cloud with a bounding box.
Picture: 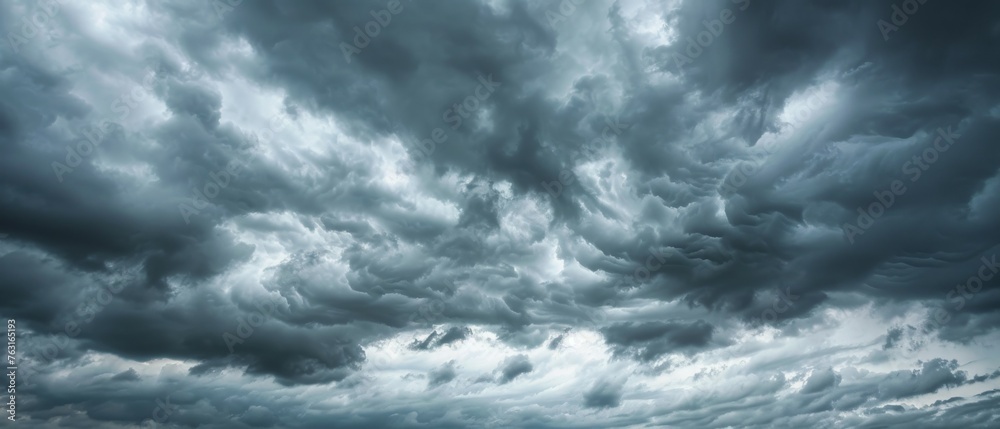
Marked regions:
[1,0,999,427]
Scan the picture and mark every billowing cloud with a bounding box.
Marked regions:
[1,0,999,427]
[583,378,627,409]
[496,354,533,384]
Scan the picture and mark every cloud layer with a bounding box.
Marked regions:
[1,0,999,427]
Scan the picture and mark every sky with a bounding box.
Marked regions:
[1,0,1000,427]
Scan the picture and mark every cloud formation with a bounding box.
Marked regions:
[1,0,999,427]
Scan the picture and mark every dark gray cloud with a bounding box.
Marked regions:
[601,320,715,362]
[110,368,141,382]
[884,326,905,350]
[428,361,457,388]
[409,326,472,351]
[801,367,840,394]
[2,0,999,427]
[583,378,626,409]
[547,332,566,350]
[878,358,967,400]
[497,354,533,384]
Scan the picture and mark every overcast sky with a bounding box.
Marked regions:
[2,0,1000,427]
